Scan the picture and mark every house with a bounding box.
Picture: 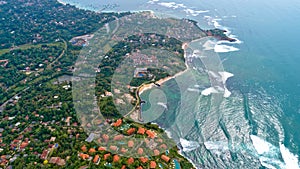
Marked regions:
[81,145,87,152]
[127,128,136,135]
[98,147,106,151]
[128,140,134,148]
[49,157,65,165]
[110,145,118,151]
[137,128,146,135]
[102,134,109,142]
[57,159,66,166]
[161,155,170,162]
[146,130,156,139]
[49,157,60,164]
[113,135,124,141]
[153,149,160,156]
[113,155,120,162]
[50,137,56,142]
[86,133,95,142]
[160,144,167,150]
[127,157,134,165]
[150,161,157,168]
[121,165,126,169]
[93,155,100,164]
[121,147,128,153]
[113,119,122,127]
[139,157,148,163]
[138,148,143,155]
[104,153,111,160]
[79,154,89,160]
[88,148,96,154]
[136,166,143,169]
[40,149,49,160]
[20,142,28,149]
[134,68,148,78]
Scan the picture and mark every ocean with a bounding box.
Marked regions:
[61,0,300,168]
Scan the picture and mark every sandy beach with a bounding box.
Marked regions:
[139,69,188,95]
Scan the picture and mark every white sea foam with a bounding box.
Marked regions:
[220,76,233,97]
[157,102,168,109]
[202,40,216,50]
[250,135,300,169]
[224,88,232,98]
[153,1,208,17]
[250,135,273,154]
[205,15,242,49]
[157,2,186,9]
[180,138,200,152]
[57,0,67,5]
[147,0,159,4]
[184,9,209,16]
[280,144,300,169]
[204,141,229,151]
[201,87,219,96]
[214,44,239,53]
[187,88,201,92]
[218,71,234,84]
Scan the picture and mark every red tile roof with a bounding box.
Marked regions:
[40,149,49,160]
[137,128,146,135]
[139,157,148,163]
[113,119,122,127]
[102,134,109,142]
[49,157,60,164]
[98,146,106,151]
[127,128,136,135]
[153,149,160,156]
[79,153,89,160]
[146,130,156,139]
[113,155,120,162]
[110,145,118,151]
[88,148,96,154]
[121,165,126,169]
[121,147,128,153]
[128,140,134,148]
[20,142,28,149]
[81,145,87,152]
[127,157,134,165]
[113,135,124,141]
[93,155,99,163]
[138,148,143,155]
[150,161,157,168]
[104,153,111,160]
[57,159,66,166]
[161,155,170,162]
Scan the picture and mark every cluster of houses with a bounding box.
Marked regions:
[39,137,65,166]
[69,34,94,47]
[129,52,158,67]
[79,144,171,168]
[77,118,175,168]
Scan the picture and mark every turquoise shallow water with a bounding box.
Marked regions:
[62,0,300,168]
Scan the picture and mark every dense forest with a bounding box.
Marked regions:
[0,0,130,49]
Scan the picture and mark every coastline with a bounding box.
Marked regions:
[55,1,199,168]
[139,69,189,95]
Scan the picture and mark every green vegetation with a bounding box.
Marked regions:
[0,0,130,49]
[96,33,185,118]
[0,0,232,168]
